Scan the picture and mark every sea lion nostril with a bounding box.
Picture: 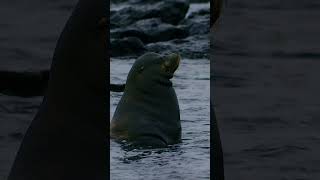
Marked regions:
[165,53,180,73]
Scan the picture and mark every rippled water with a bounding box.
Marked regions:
[110,58,210,180]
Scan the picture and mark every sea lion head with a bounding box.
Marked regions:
[125,52,180,90]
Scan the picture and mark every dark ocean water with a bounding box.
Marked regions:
[212,1,320,179]
[110,58,210,180]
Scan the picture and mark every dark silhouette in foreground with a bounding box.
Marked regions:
[211,0,225,180]
[211,101,225,180]
[8,0,108,179]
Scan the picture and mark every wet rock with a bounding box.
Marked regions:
[111,37,146,57]
[110,0,189,27]
[146,35,209,59]
[110,84,126,92]
[111,18,189,44]
[111,0,129,3]
[0,70,49,97]
[189,0,210,2]
[8,132,24,140]
[180,6,210,35]
[188,6,210,18]
[112,0,163,4]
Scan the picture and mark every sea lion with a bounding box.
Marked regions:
[110,52,181,148]
[7,0,108,180]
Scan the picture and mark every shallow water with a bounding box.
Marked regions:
[110,58,210,180]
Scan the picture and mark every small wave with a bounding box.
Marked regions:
[243,144,309,158]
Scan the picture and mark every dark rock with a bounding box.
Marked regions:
[146,35,209,59]
[0,70,49,97]
[111,0,129,3]
[110,0,189,27]
[111,37,146,57]
[8,132,24,140]
[188,7,210,18]
[111,18,189,44]
[180,7,210,35]
[110,84,125,92]
[112,0,160,4]
[189,0,210,2]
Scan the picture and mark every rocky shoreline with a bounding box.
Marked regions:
[1,0,210,97]
[111,0,210,59]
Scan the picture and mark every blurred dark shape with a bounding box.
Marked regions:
[211,100,225,180]
[211,0,223,27]
[110,84,125,92]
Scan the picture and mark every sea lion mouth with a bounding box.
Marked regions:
[164,53,180,74]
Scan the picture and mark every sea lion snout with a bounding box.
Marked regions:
[163,53,180,73]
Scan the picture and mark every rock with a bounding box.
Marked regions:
[188,7,210,18]
[111,37,146,57]
[111,18,189,44]
[8,132,24,140]
[146,35,209,59]
[112,0,162,4]
[0,70,49,97]
[110,0,189,27]
[189,0,210,2]
[111,0,129,3]
[180,6,210,35]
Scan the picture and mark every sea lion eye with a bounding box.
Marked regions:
[164,60,171,67]
[138,66,144,73]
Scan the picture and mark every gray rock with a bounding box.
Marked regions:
[111,37,146,57]
[110,0,189,27]
[146,35,209,59]
[111,18,189,44]
[180,6,210,35]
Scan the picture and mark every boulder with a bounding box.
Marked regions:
[110,37,146,57]
[146,35,209,59]
[111,18,189,44]
[110,0,189,27]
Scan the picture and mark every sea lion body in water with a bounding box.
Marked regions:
[111,52,181,148]
[8,0,108,179]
